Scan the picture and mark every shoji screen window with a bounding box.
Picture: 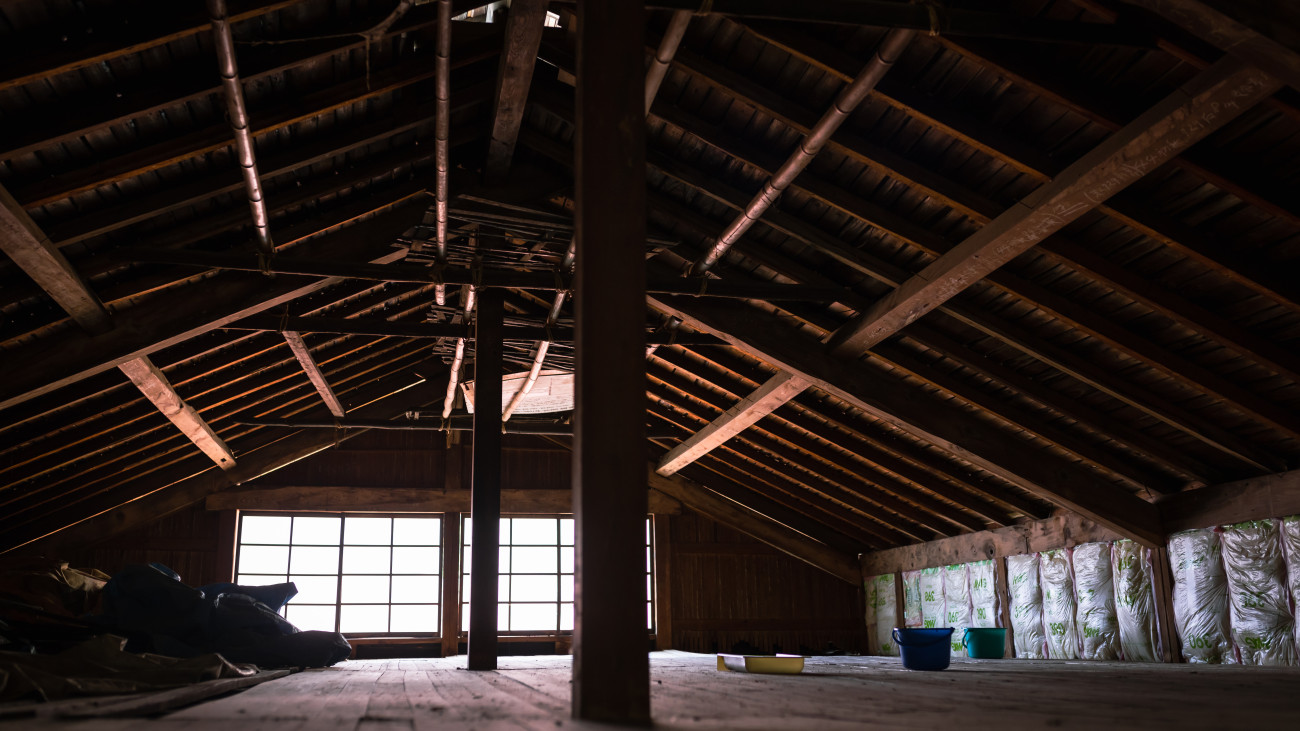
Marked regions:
[461,516,654,633]
[235,514,442,634]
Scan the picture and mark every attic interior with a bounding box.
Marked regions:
[2,0,1300,727]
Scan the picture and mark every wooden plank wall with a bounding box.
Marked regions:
[668,510,866,655]
[54,501,225,586]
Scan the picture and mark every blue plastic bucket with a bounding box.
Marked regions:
[892,628,954,671]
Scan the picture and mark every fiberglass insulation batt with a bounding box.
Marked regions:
[1040,549,1079,659]
[919,567,945,630]
[866,573,899,656]
[968,560,998,629]
[1112,539,1159,662]
[1007,553,1046,659]
[903,570,924,628]
[1220,520,1297,666]
[1169,528,1235,664]
[944,563,972,657]
[1073,542,1120,660]
[1286,517,1300,658]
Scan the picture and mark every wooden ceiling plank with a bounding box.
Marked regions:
[0,0,308,93]
[648,469,862,584]
[0,195,429,412]
[117,356,237,471]
[483,0,550,184]
[655,371,810,476]
[0,184,113,335]
[205,486,682,514]
[650,358,993,528]
[741,24,1300,314]
[651,294,1166,547]
[648,406,909,547]
[825,58,1281,357]
[1,375,443,554]
[523,121,1284,473]
[649,375,967,537]
[281,331,347,418]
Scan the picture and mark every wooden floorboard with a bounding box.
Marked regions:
[3,651,1298,730]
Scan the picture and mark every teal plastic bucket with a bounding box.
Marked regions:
[892,628,953,671]
[962,627,1007,659]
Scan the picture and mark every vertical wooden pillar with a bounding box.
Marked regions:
[467,288,504,671]
[573,0,649,722]
[441,511,463,658]
[653,515,673,650]
[1151,545,1181,663]
[994,557,1014,657]
[893,570,906,630]
[216,510,238,583]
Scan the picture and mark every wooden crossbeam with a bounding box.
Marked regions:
[651,295,1166,547]
[282,331,346,418]
[117,357,236,471]
[0,185,112,334]
[483,0,549,184]
[826,57,1280,356]
[655,371,809,476]
[205,485,683,514]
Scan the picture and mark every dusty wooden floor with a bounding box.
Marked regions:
[6,650,1299,730]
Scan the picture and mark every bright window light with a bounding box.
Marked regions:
[235,514,442,635]
[462,516,654,634]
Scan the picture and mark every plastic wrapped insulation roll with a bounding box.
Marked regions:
[1285,517,1300,658]
[903,570,924,628]
[1039,549,1079,659]
[1169,528,1235,664]
[919,567,946,630]
[944,563,971,657]
[866,573,899,656]
[1073,542,1120,660]
[1221,520,1296,666]
[969,560,998,628]
[1112,539,1159,662]
[1007,553,1046,659]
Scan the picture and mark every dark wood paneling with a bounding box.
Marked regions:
[669,510,865,655]
[56,502,224,586]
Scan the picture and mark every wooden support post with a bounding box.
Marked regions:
[467,288,504,671]
[653,515,673,650]
[216,510,238,583]
[893,570,906,631]
[1151,545,1181,663]
[441,512,462,658]
[572,0,650,722]
[994,557,1014,657]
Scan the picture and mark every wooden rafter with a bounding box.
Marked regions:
[650,294,1166,547]
[0,185,112,335]
[483,0,549,184]
[281,331,347,418]
[118,357,237,471]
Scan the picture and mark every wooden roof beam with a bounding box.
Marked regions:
[281,331,347,419]
[117,357,237,471]
[483,0,549,184]
[826,57,1281,356]
[651,294,1166,547]
[0,184,112,335]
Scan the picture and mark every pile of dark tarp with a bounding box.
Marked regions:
[0,562,349,704]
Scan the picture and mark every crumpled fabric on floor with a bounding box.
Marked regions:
[0,558,110,619]
[92,564,349,669]
[0,634,255,703]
